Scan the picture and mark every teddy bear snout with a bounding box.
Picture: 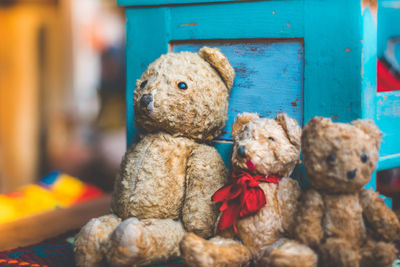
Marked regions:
[237,146,246,158]
[140,94,153,108]
[347,169,357,180]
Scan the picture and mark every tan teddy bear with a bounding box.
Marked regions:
[73,47,235,267]
[181,113,317,267]
[295,117,400,267]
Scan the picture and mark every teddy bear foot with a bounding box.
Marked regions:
[360,240,397,267]
[106,218,185,267]
[74,214,121,267]
[320,238,360,267]
[180,233,251,267]
[258,239,317,267]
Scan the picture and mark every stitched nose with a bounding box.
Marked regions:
[237,146,246,158]
[347,169,357,180]
[140,94,153,107]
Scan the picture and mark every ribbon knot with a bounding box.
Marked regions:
[212,170,282,233]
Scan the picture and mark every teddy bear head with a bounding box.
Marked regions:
[301,117,382,193]
[231,112,302,177]
[133,47,235,141]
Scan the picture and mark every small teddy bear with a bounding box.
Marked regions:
[295,117,400,267]
[181,113,317,267]
[73,47,235,267]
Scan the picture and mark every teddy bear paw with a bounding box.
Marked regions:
[181,233,251,267]
[258,240,317,267]
[105,218,145,267]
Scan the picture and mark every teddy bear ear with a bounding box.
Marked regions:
[275,113,302,149]
[199,47,235,91]
[351,119,382,149]
[302,117,332,143]
[231,113,260,136]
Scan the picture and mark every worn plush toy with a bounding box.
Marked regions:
[73,47,235,266]
[295,117,400,267]
[181,113,317,267]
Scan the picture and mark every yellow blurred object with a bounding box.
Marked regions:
[0,196,19,224]
[51,174,85,205]
[0,185,63,224]
[0,173,104,224]
[20,184,62,214]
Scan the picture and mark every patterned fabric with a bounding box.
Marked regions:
[0,232,75,267]
[0,231,186,267]
[0,231,397,266]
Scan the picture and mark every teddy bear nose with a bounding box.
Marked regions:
[237,146,246,157]
[140,94,153,107]
[347,169,357,180]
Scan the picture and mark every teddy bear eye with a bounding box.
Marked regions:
[177,82,188,90]
[268,137,275,141]
[140,80,148,89]
[326,154,336,164]
[361,153,368,163]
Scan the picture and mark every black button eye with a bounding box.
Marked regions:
[361,153,368,163]
[327,154,336,164]
[140,80,148,89]
[237,146,246,158]
[268,137,275,141]
[177,82,188,90]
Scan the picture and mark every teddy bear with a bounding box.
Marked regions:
[73,47,235,267]
[181,112,317,267]
[294,117,400,267]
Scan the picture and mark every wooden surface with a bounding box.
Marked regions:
[0,195,111,251]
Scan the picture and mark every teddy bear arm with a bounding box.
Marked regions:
[359,188,400,241]
[110,143,138,217]
[277,177,302,234]
[182,144,228,238]
[294,189,324,247]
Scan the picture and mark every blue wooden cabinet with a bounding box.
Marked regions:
[117,0,399,194]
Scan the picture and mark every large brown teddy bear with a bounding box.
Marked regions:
[295,117,400,267]
[73,47,235,267]
[181,113,317,267]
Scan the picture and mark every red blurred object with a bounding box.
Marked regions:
[74,184,104,204]
[377,59,400,92]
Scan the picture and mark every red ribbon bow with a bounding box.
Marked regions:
[212,170,282,233]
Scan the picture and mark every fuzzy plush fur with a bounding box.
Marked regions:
[74,47,234,267]
[295,117,400,267]
[181,113,317,267]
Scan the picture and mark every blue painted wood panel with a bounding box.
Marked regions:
[376,91,400,159]
[118,0,241,6]
[168,1,304,40]
[172,40,304,141]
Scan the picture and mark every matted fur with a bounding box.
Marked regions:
[74,47,234,266]
[181,113,316,267]
[295,117,400,267]
[134,48,233,142]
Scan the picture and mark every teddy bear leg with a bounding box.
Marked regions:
[360,238,397,267]
[258,238,317,267]
[180,232,251,267]
[105,218,185,267]
[319,238,360,267]
[74,214,121,267]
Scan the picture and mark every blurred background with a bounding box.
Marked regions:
[0,0,125,193]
